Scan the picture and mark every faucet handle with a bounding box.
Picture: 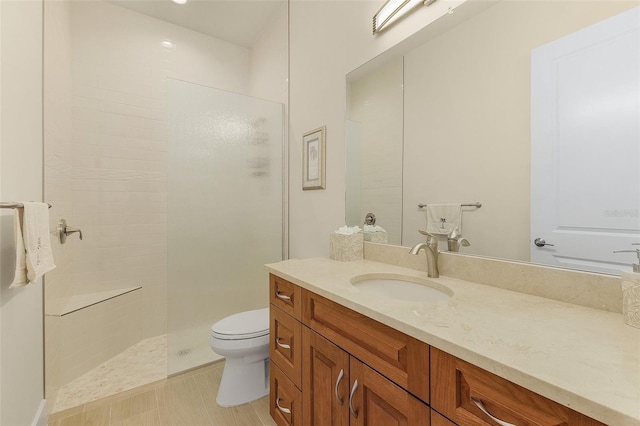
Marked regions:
[418,229,438,243]
[447,226,460,240]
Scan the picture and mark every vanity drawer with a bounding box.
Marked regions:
[270,363,302,426]
[270,304,302,389]
[302,289,429,403]
[270,274,302,320]
[430,348,605,426]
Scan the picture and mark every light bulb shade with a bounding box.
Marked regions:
[373,0,425,34]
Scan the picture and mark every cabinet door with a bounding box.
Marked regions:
[349,357,430,426]
[302,327,350,426]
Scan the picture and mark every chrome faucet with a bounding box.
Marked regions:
[447,227,470,252]
[410,230,439,278]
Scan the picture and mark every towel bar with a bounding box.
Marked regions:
[0,202,52,209]
[418,202,481,209]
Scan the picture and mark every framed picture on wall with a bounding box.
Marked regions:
[302,126,326,190]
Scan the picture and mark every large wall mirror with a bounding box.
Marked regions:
[346,0,640,275]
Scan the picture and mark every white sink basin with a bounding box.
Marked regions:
[350,274,452,302]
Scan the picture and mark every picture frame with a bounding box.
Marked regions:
[302,126,326,190]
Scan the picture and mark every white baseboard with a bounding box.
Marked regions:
[32,399,47,426]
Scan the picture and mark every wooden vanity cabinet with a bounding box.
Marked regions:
[269,274,430,425]
[269,274,605,426]
[430,348,605,426]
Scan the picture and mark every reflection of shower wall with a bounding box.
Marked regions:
[348,59,404,244]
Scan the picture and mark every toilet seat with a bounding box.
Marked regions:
[211,308,269,340]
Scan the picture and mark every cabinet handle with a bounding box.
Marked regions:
[276,337,291,350]
[335,369,344,405]
[349,379,359,418]
[275,291,291,301]
[471,397,517,426]
[276,397,292,415]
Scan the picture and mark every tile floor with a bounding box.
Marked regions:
[48,361,275,426]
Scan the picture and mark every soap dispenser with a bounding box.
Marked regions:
[614,245,640,328]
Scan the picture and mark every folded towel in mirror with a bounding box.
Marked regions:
[426,204,461,236]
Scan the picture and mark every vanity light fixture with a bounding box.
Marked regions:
[373,0,437,34]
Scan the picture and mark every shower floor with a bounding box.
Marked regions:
[52,335,167,413]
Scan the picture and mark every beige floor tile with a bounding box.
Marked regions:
[82,406,111,426]
[110,389,157,423]
[250,396,276,426]
[111,409,161,426]
[55,412,87,426]
[194,372,236,425]
[156,377,212,426]
[228,404,265,426]
[48,404,84,423]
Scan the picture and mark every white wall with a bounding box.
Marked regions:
[0,0,45,424]
[289,0,467,258]
[250,2,289,105]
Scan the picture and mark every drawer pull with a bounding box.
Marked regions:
[349,379,359,418]
[335,369,344,405]
[276,397,292,415]
[276,337,291,350]
[275,291,292,301]
[472,397,517,426]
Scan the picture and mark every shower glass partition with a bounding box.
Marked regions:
[167,80,284,374]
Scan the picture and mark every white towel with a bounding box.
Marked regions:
[10,202,56,288]
[426,204,462,236]
[10,208,28,288]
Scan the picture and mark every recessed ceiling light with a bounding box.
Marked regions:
[172,0,188,4]
[161,41,174,48]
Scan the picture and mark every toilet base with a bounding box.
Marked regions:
[216,356,270,407]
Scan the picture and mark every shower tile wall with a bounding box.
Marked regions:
[45,0,255,400]
[67,0,250,336]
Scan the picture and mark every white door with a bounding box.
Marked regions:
[531,7,640,274]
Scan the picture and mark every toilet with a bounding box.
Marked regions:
[209,308,270,407]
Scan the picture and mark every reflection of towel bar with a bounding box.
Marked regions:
[0,201,52,209]
[418,202,481,209]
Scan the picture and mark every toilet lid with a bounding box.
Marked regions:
[211,308,269,339]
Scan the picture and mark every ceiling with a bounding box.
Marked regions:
[107,0,285,48]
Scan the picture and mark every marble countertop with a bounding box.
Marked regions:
[265,257,640,426]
